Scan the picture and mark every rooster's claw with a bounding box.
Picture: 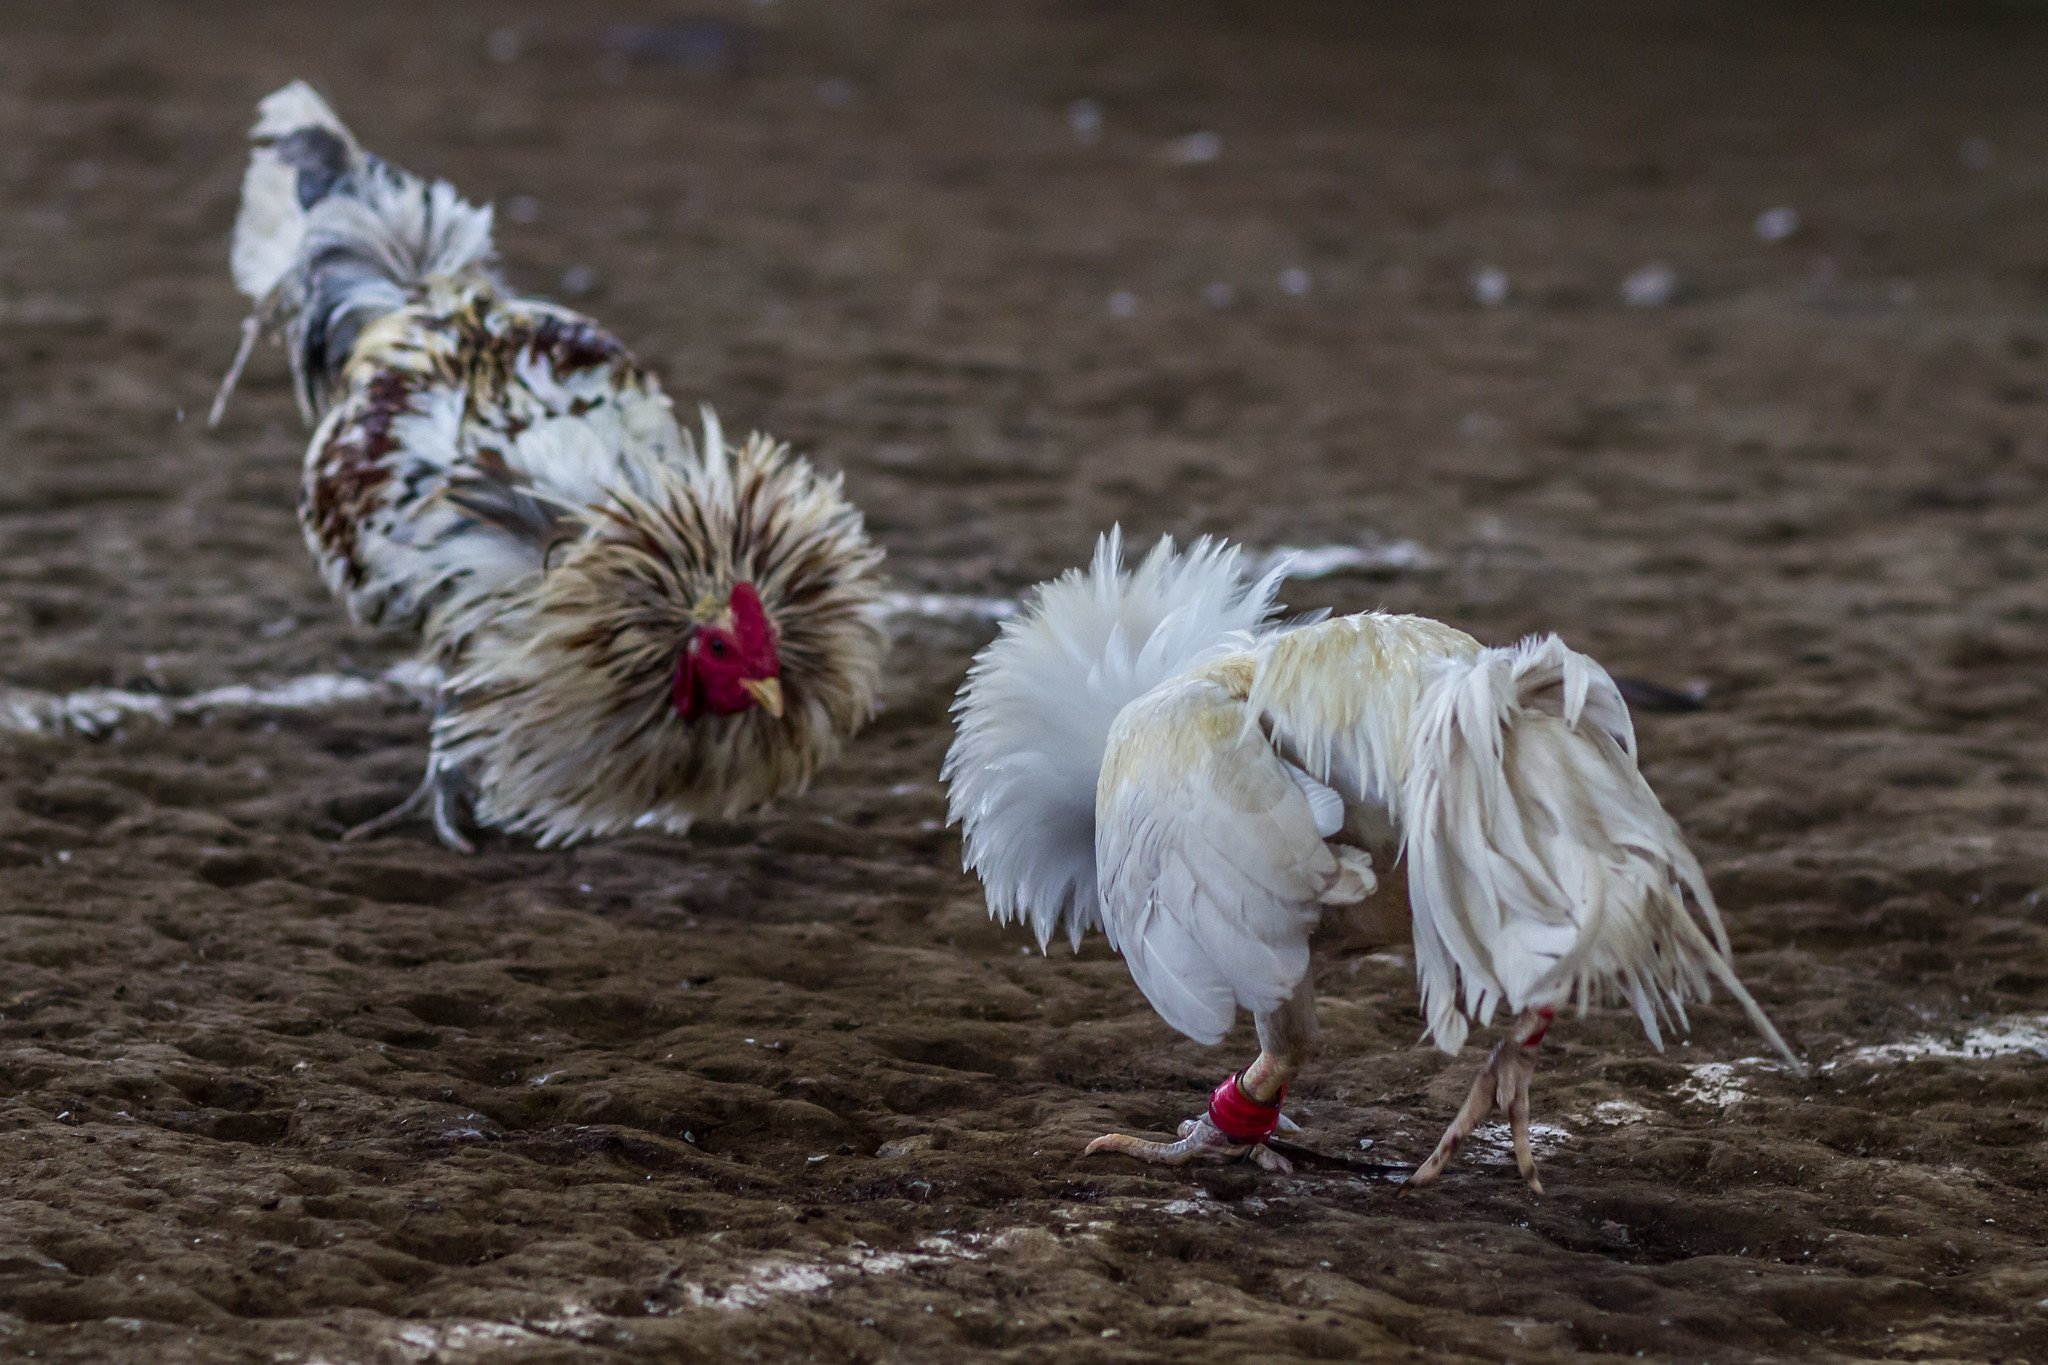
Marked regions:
[1084,1115,1294,1173]
[342,758,476,853]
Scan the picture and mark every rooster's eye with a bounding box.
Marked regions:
[707,638,727,657]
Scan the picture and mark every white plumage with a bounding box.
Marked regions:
[946,530,1795,1186]
[1096,665,1374,1044]
[943,531,1286,950]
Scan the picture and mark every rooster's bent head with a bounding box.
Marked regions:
[430,417,886,847]
[676,581,785,720]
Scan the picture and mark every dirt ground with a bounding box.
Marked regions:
[1,1,2045,1360]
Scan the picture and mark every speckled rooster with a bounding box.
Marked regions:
[213,82,886,850]
[945,532,1797,1189]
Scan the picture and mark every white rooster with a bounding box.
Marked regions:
[945,532,1796,1189]
[212,83,886,850]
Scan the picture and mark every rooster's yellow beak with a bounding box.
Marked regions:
[741,677,785,718]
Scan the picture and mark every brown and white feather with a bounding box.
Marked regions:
[225,82,886,846]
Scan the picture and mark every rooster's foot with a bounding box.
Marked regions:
[1405,1007,1553,1194]
[343,761,476,854]
[1085,1115,1294,1173]
[1085,1072,1299,1172]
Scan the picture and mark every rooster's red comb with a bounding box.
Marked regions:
[729,582,778,660]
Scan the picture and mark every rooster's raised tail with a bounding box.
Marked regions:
[943,531,1286,951]
[1400,635,1798,1066]
[212,80,497,424]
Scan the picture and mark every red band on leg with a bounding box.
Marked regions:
[1523,1007,1557,1049]
[1207,1073,1284,1144]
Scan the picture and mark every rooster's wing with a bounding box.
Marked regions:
[1094,669,1371,1046]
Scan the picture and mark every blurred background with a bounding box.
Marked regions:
[7,0,2048,684]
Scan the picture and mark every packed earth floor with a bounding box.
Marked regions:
[1,1,2045,1361]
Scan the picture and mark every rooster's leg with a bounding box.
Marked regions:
[342,748,476,854]
[1085,977,1318,1172]
[1405,1006,1554,1194]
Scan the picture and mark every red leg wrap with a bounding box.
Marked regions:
[1206,1072,1285,1144]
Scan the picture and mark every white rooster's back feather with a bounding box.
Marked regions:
[1401,635,1797,1064]
[1250,612,1485,814]
[943,530,1286,949]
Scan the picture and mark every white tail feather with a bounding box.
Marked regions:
[216,81,497,424]
[943,530,1286,950]
[1402,635,1797,1066]
[229,81,359,300]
